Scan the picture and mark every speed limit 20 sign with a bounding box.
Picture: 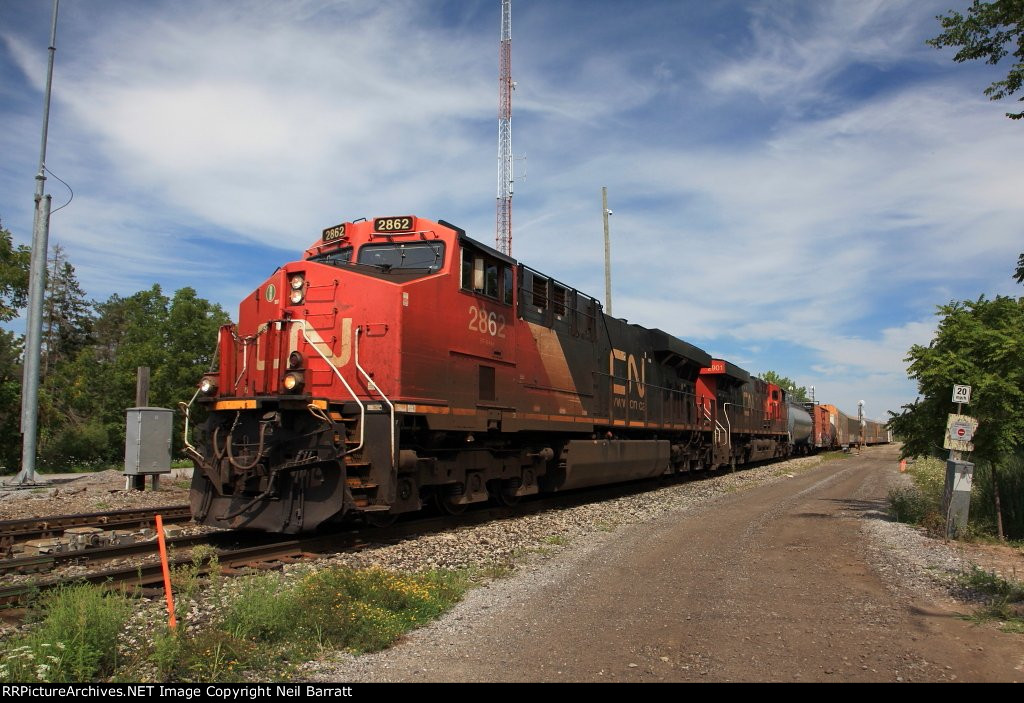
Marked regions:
[952,385,971,404]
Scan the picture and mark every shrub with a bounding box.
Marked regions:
[0,585,132,682]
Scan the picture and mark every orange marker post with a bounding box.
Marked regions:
[155,514,177,629]
[899,459,907,473]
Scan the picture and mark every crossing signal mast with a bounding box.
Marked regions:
[495,0,514,255]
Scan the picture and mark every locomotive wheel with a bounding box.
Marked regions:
[435,486,468,515]
[490,480,521,506]
[492,487,520,507]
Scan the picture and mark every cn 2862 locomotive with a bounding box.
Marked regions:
[185,215,888,532]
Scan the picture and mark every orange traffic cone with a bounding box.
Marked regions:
[899,459,907,473]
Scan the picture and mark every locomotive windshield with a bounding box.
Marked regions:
[308,247,353,267]
[358,242,445,272]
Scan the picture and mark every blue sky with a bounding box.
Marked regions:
[1,0,1021,420]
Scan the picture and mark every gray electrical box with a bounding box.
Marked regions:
[124,407,173,475]
[944,458,975,539]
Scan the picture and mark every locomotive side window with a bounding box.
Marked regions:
[308,247,353,267]
[461,246,512,305]
[358,242,445,272]
[503,266,513,304]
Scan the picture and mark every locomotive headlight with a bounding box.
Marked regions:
[287,273,305,305]
[199,374,219,395]
[282,371,305,392]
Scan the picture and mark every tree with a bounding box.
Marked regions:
[889,295,1024,462]
[760,370,810,403]
[0,220,30,473]
[1015,252,1024,283]
[41,244,93,376]
[0,331,24,472]
[38,284,229,467]
[0,220,31,321]
[927,0,1024,120]
[888,295,1024,539]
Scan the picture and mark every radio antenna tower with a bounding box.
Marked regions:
[495,0,513,255]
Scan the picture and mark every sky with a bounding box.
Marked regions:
[1,0,1021,421]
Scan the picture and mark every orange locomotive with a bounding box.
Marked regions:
[185,215,886,533]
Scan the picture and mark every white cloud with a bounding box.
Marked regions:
[2,0,1019,420]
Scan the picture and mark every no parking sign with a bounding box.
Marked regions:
[943,413,978,452]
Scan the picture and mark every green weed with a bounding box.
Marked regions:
[148,566,469,682]
[0,584,132,682]
[958,566,1024,633]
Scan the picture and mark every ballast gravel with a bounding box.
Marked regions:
[3,449,1019,682]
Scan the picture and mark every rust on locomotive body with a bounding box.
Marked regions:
[186,214,890,533]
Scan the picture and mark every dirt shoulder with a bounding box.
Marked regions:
[306,446,1024,682]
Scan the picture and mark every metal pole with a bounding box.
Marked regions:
[602,186,612,315]
[16,0,60,485]
[857,400,864,454]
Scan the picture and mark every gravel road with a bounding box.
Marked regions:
[304,445,1024,683]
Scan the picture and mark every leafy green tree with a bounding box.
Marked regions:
[39,285,228,467]
[760,370,809,403]
[889,295,1024,539]
[889,295,1024,462]
[1015,252,1024,283]
[0,220,30,473]
[0,221,31,321]
[0,331,24,472]
[928,0,1024,120]
[41,244,93,376]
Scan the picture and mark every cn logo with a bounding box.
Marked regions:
[256,318,354,370]
[609,348,645,397]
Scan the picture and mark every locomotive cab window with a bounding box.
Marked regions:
[358,242,445,272]
[461,246,513,305]
[308,247,353,268]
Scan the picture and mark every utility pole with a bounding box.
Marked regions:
[495,0,513,255]
[16,0,60,485]
[602,186,613,315]
[857,400,865,454]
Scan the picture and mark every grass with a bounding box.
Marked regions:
[887,456,948,535]
[0,585,133,682]
[888,453,1024,541]
[2,558,470,683]
[147,566,469,682]
[957,566,1024,634]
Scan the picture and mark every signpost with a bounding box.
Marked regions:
[943,413,978,453]
[943,384,977,538]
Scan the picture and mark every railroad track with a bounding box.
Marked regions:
[0,462,815,609]
[0,504,193,545]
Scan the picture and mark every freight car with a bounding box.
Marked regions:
[184,215,887,533]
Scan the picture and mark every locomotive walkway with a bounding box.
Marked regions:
[311,446,1023,682]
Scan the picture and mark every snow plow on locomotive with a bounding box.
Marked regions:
[184,215,888,533]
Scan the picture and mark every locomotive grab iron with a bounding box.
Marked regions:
[185,215,889,532]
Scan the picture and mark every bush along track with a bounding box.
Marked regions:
[887,456,1024,633]
[1,549,469,683]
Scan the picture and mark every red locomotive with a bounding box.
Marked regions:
[185,215,889,533]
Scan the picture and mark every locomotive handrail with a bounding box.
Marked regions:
[354,325,396,465]
[721,403,734,447]
[287,319,366,456]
